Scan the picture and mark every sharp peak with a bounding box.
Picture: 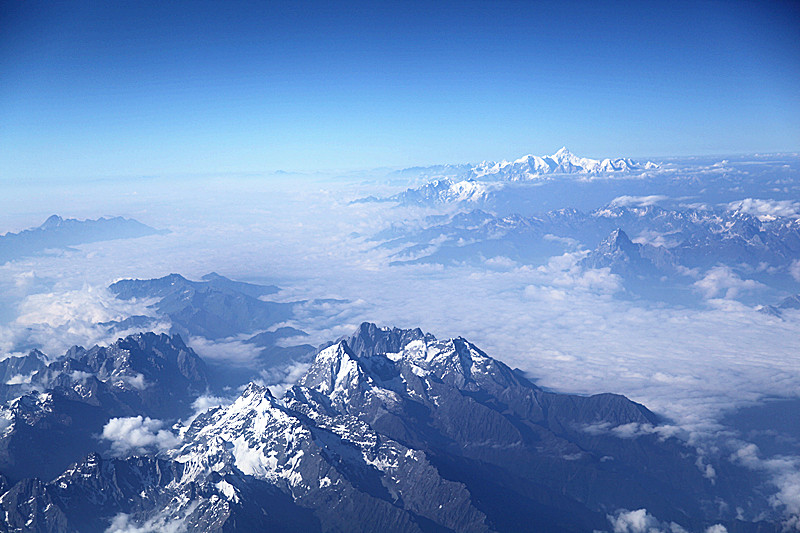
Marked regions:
[550,146,576,159]
[606,228,634,245]
[40,214,64,228]
[105,331,188,351]
[242,381,273,398]
[349,321,429,337]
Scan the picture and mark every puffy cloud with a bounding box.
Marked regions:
[1,285,168,356]
[726,198,800,220]
[607,509,683,533]
[693,266,764,300]
[191,394,233,413]
[631,230,682,249]
[101,416,180,456]
[532,251,622,294]
[608,509,661,532]
[5,372,35,385]
[186,336,262,366]
[607,509,726,533]
[15,285,153,328]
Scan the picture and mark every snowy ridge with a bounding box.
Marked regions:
[172,372,492,532]
[390,178,493,205]
[384,148,660,206]
[0,323,773,532]
[471,147,659,181]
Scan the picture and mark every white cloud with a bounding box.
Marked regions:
[543,233,580,248]
[610,195,669,207]
[5,371,36,385]
[632,230,682,249]
[532,252,622,294]
[607,508,726,533]
[105,510,191,533]
[13,271,36,289]
[607,508,681,533]
[583,422,682,441]
[186,336,262,366]
[726,198,800,220]
[693,266,764,300]
[258,361,311,398]
[101,416,180,456]
[191,394,233,413]
[729,442,800,525]
[790,260,800,283]
[483,255,518,268]
[15,285,153,328]
[1,285,168,356]
[608,508,660,532]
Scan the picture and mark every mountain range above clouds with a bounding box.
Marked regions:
[361,148,661,208]
[107,273,318,388]
[0,322,777,533]
[366,153,800,215]
[376,202,800,304]
[0,215,166,264]
[390,147,660,183]
[469,147,660,182]
[0,154,798,531]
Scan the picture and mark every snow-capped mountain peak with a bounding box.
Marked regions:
[468,148,658,183]
[553,146,571,158]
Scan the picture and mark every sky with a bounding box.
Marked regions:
[1,0,799,180]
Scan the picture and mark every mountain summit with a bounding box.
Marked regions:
[471,147,659,181]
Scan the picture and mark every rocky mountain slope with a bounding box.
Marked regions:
[0,323,775,532]
[0,333,206,483]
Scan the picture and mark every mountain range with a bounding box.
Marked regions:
[377,203,800,303]
[0,333,206,483]
[365,154,800,216]
[108,273,317,388]
[362,148,660,208]
[469,147,659,182]
[0,215,165,263]
[0,323,778,532]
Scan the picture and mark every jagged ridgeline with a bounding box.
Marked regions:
[106,272,318,387]
[0,324,776,532]
[0,215,166,263]
[0,333,206,483]
[377,202,800,305]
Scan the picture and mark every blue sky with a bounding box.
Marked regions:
[1,0,799,180]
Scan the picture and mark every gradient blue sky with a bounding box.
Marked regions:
[2,0,799,180]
